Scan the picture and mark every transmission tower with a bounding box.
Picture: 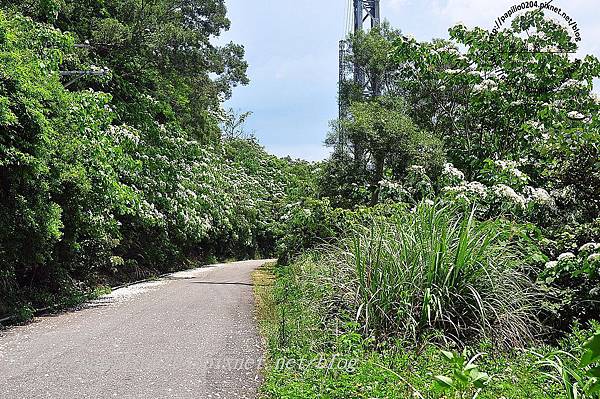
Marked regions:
[337,0,381,152]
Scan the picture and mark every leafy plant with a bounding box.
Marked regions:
[434,348,491,398]
[579,332,600,396]
[316,201,539,346]
[535,330,600,399]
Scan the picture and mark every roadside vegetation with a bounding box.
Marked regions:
[1,1,600,398]
[0,1,315,319]
[259,10,600,399]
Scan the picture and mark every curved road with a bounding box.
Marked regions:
[0,260,273,398]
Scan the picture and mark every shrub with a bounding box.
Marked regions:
[539,243,600,331]
[275,198,347,265]
[316,201,539,347]
[533,323,600,399]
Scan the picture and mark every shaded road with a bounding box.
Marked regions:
[0,260,273,398]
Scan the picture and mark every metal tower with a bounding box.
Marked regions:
[337,0,381,151]
[339,0,381,115]
[352,0,380,88]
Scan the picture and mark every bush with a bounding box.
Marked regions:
[259,250,577,399]
[275,198,347,265]
[539,243,600,331]
[311,201,540,347]
[0,11,314,315]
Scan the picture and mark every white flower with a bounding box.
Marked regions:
[579,243,598,252]
[494,160,528,183]
[494,160,508,169]
[512,168,525,180]
[409,165,426,174]
[588,253,600,263]
[468,70,485,77]
[466,181,487,197]
[545,261,558,269]
[560,79,584,90]
[444,69,462,75]
[557,252,576,261]
[424,199,435,206]
[542,45,559,53]
[567,110,586,119]
[492,184,527,208]
[523,186,554,206]
[442,163,465,181]
[473,79,498,92]
[527,121,544,130]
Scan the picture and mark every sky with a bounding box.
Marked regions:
[219,0,600,161]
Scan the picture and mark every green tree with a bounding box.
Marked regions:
[391,11,600,178]
[1,0,249,143]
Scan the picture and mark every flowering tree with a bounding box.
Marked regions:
[391,11,600,178]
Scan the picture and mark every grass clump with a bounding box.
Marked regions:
[319,201,539,347]
[256,252,575,398]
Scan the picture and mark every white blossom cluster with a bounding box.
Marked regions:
[379,179,401,190]
[494,160,528,184]
[523,186,555,207]
[492,184,527,208]
[443,181,488,200]
[567,110,586,120]
[580,243,600,252]
[441,163,555,211]
[560,79,586,90]
[558,252,576,261]
[473,79,498,93]
[545,243,600,269]
[409,165,427,174]
[468,70,485,78]
[444,69,462,75]
[442,162,465,181]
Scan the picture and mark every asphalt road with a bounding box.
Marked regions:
[0,259,273,399]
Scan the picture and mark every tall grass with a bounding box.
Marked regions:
[319,201,539,347]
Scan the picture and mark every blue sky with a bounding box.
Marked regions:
[219,0,600,161]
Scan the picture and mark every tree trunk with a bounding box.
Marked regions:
[370,154,384,206]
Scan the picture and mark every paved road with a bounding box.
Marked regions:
[0,260,273,399]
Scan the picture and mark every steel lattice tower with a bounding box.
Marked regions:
[352,0,380,88]
[337,0,381,151]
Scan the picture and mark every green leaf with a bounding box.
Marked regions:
[441,350,455,361]
[470,369,490,382]
[454,370,469,383]
[464,363,478,371]
[584,334,600,355]
[434,375,454,388]
[587,366,600,378]
[587,381,600,395]
[581,334,600,367]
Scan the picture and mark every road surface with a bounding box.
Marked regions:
[0,259,273,398]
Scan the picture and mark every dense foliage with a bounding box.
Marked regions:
[261,9,600,399]
[320,202,538,347]
[0,6,315,317]
[2,2,600,397]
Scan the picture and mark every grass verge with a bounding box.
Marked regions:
[253,256,595,398]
